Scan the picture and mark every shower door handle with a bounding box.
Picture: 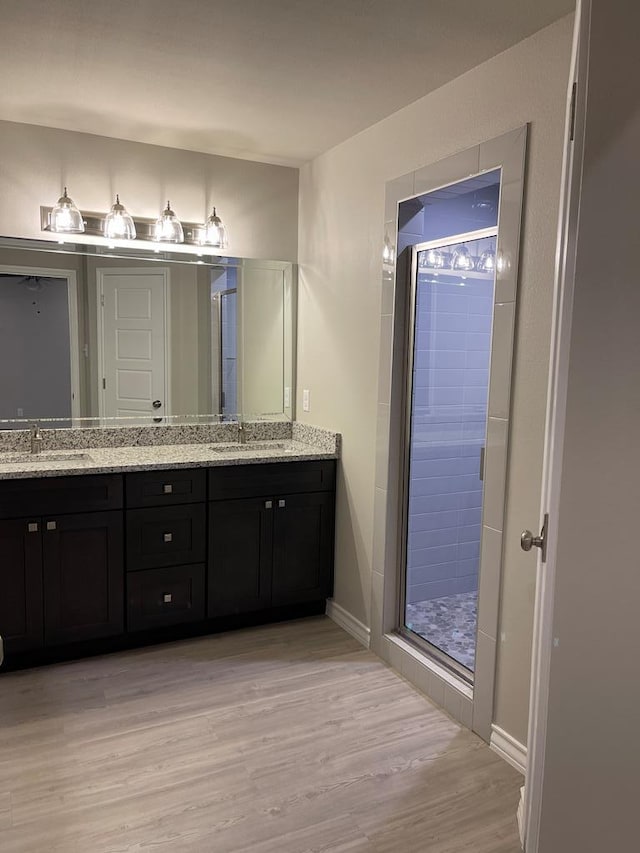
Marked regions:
[479,446,485,481]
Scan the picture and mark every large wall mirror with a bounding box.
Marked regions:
[0,237,296,429]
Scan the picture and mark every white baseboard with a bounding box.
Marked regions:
[517,785,525,849]
[326,600,371,648]
[490,724,527,775]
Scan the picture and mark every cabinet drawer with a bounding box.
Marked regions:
[208,460,335,501]
[126,469,206,508]
[126,504,206,570]
[127,564,205,631]
[0,475,123,520]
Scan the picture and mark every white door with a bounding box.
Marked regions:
[97,268,170,424]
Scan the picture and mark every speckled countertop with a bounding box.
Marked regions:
[0,422,340,481]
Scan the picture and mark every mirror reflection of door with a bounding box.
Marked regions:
[210,268,238,420]
[97,268,170,424]
[0,270,80,428]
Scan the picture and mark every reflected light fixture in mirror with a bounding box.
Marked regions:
[49,188,85,234]
[154,201,184,243]
[451,244,474,272]
[104,195,136,240]
[202,206,228,249]
[477,248,496,273]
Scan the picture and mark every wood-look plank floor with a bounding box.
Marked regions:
[0,617,522,852]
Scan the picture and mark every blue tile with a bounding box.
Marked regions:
[408,509,459,531]
[466,332,491,351]
[409,493,459,513]
[408,543,459,568]
[458,490,483,509]
[410,526,459,550]
[464,386,488,406]
[459,541,480,561]
[459,524,482,543]
[458,506,483,526]
[464,368,489,387]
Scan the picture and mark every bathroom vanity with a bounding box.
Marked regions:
[0,428,339,670]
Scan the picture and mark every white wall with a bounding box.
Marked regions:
[297,16,574,744]
[0,120,299,261]
[537,2,640,849]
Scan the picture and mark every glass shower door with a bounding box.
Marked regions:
[402,231,497,678]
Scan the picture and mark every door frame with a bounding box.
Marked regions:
[96,267,172,424]
[370,126,528,742]
[523,3,588,849]
[0,263,81,423]
[397,227,499,684]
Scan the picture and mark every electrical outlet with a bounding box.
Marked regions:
[284,386,291,408]
[302,389,310,412]
[17,408,24,417]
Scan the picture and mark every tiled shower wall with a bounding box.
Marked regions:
[407,268,493,603]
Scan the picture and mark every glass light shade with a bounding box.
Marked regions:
[451,245,475,272]
[154,201,184,243]
[50,188,84,233]
[478,248,496,274]
[202,206,228,249]
[104,195,136,240]
[424,248,445,269]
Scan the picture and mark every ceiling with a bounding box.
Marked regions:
[0,0,574,166]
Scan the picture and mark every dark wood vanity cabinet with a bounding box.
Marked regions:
[0,518,43,654]
[0,475,125,655]
[125,470,207,632]
[208,461,335,617]
[42,511,124,645]
[0,459,335,668]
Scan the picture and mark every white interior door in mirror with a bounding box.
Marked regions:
[97,268,170,424]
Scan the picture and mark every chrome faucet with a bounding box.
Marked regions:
[237,420,247,445]
[30,423,43,455]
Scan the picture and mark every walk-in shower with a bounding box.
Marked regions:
[398,171,500,679]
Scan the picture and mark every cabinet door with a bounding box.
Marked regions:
[42,511,124,645]
[208,498,272,617]
[272,492,334,606]
[0,519,43,655]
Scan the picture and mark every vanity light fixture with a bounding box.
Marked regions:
[423,248,446,269]
[154,201,184,243]
[202,206,228,249]
[104,195,136,240]
[49,188,85,234]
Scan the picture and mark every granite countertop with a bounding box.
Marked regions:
[0,423,340,481]
[0,440,337,480]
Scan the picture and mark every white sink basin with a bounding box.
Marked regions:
[0,451,94,465]
[210,442,292,453]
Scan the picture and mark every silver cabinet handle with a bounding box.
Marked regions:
[278,499,286,508]
[163,484,173,494]
[163,593,172,603]
[163,532,173,543]
[27,522,39,533]
[265,500,273,509]
[46,521,57,531]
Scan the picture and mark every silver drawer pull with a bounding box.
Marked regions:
[28,522,39,533]
[46,521,57,531]
[163,484,173,494]
[163,593,172,603]
[163,532,173,543]
[265,500,273,509]
[278,499,286,508]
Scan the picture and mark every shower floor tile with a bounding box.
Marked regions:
[405,591,478,671]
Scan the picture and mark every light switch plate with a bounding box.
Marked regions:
[303,389,310,412]
[284,386,291,407]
